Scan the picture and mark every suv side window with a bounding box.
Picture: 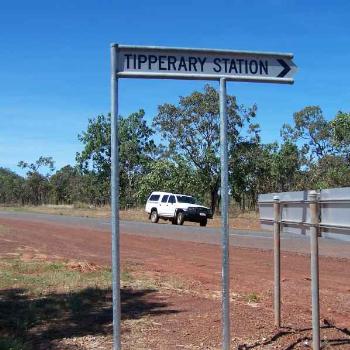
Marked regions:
[168,195,176,204]
[161,195,169,203]
[149,194,160,201]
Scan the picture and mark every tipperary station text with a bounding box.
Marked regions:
[124,54,270,75]
[115,45,297,83]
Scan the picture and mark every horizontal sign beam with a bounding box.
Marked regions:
[114,45,297,84]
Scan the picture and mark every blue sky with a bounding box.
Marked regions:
[1,1,349,174]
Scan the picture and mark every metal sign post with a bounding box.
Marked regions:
[110,44,297,349]
[309,190,320,350]
[111,44,121,350]
[220,77,230,350]
[273,196,281,327]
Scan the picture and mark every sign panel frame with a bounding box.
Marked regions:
[116,44,297,84]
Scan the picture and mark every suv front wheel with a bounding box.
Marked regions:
[176,211,185,225]
[150,209,159,223]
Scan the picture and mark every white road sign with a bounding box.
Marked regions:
[116,45,297,84]
[110,43,298,350]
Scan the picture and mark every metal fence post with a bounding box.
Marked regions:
[309,190,320,350]
[273,195,281,327]
[220,77,230,350]
[111,43,121,350]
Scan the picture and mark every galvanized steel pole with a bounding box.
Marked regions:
[273,196,281,327]
[111,43,121,350]
[309,190,320,350]
[220,77,230,350]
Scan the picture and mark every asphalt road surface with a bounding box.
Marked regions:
[0,210,349,259]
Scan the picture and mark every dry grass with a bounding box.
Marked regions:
[0,252,206,350]
[0,256,171,350]
[0,258,112,296]
[0,205,261,230]
[0,204,112,219]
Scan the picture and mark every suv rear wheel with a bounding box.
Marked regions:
[176,211,185,225]
[200,218,207,227]
[150,209,159,223]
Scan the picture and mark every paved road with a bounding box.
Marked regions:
[0,210,349,259]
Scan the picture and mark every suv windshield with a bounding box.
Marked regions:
[176,195,196,204]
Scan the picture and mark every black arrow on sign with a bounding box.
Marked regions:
[277,59,291,78]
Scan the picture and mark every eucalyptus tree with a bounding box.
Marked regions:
[0,168,25,204]
[230,141,272,210]
[76,110,157,206]
[281,106,334,165]
[50,165,82,204]
[153,84,258,213]
[281,107,350,190]
[330,111,350,157]
[137,158,206,204]
[18,156,55,205]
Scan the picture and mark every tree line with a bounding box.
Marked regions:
[1,85,349,213]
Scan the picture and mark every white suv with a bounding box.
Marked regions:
[145,191,213,227]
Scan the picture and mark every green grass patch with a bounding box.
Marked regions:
[246,292,260,303]
[0,259,112,295]
[0,337,28,350]
[0,257,166,349]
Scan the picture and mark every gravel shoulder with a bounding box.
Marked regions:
[0,213,349,349]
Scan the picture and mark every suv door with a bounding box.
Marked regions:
[164,195,176,217]
[158,194,169,216]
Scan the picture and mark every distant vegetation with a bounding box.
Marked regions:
[1,85,349,212]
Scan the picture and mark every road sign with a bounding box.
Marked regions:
[116,45,297,84]
[111,43,297,350]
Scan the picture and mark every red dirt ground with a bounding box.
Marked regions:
[0,217,349,349]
